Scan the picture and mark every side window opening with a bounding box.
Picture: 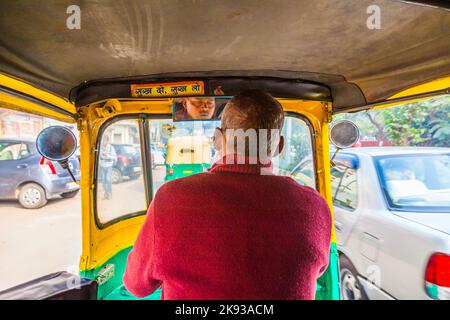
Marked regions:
[18,143,31,159]
[0,108,81,292]
[0,142,28,161]
[96,119,147,226]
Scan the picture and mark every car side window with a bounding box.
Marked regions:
[331,163,358,211]
[17,143,31,159]
[0,142,28,161]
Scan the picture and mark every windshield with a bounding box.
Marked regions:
[375,153,450,213]
[149,115,315,193]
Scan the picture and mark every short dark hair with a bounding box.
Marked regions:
[221,89,285,158]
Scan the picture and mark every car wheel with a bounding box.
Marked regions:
[130,172,141,180]
[18,183,47,209]
[111,168,122,184]
[61,190,80,198]
[339,255,368,300]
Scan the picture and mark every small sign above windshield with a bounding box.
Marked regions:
[131,81,204,98]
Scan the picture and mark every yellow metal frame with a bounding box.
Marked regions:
[372,75,450,110]
[0,73,76,122]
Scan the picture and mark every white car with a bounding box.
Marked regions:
[332,147,450,300]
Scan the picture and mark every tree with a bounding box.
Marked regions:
[332,95,450,147]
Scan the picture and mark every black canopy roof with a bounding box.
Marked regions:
[0,0,449,112]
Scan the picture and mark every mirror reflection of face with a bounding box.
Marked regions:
[183,98,216,119]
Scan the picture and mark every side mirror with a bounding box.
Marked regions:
[329,120,359,166]
[36,126,78,182]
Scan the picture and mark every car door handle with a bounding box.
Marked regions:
[335,221,343,231]
[16,164,28,169]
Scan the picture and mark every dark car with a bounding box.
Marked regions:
[111,144,142,184]
[0,138,81,209]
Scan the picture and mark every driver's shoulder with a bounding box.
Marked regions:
[276,175,325,200]
[153,172,211,197]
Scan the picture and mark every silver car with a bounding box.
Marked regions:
[332,147,450,300]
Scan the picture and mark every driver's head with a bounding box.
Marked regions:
[183,98,216,119]
[216,89,285,161]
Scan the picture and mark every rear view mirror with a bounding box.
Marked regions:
[36,126,78,181]
[173,97,231,121]
[330,120,360,149]
[329,120,360,166]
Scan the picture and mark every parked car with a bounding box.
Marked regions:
[110,144,142,184]
[0,138,81,209]
[331,147,450,300]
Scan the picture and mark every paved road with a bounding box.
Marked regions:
[0,193,81,291]
[0,166,166,292]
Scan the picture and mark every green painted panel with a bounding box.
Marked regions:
[80,247,161,300]
[165,163,210,181]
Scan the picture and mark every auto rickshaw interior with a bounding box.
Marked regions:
[79,78,341,300]
[0,0,449,300]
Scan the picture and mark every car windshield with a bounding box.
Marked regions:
[375,153,450,212]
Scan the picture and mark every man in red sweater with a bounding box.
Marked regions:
[123,90,332,300]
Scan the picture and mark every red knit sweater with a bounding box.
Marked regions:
[123,155,331,300]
